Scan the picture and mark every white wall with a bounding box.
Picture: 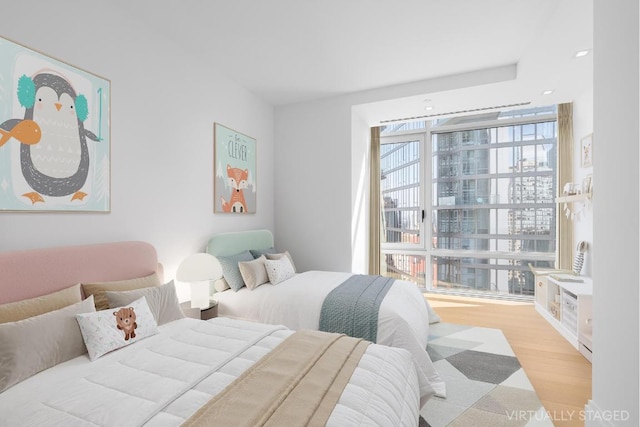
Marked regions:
[273,97,353,272]
[0,0,275,300]
[588,1,639,425]
[275,65,517,272]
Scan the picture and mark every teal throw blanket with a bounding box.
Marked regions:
[319,274,394,343]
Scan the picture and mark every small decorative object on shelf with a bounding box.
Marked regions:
[563,182,577,195]
[582,175,593,198]
[573,241,587,275]
[557,177,592,220]
[580,133,593,168]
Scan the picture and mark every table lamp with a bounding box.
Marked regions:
[176,253,222,309]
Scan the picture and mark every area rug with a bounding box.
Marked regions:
[419,322,553,427]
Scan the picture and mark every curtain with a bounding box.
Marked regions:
[557,103,574,270]
[368,127,381,275]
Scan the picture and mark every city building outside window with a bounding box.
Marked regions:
[379,106,557,298]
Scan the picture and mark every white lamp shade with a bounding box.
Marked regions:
[176,253,222,309]
[176,253,222,282]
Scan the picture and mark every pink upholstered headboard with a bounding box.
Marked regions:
[0,241,163,305]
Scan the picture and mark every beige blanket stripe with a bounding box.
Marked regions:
[267,339,371,427]
[182,329,369,427]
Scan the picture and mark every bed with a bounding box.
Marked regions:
[206,229,446,399]
[0,241,432,426]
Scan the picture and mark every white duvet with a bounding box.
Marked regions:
[0,317,423,426]
[214,270,446,399]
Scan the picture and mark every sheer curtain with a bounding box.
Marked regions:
[557,102,574,270]
[368,126,381,275]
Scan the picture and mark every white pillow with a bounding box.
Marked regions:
[0,296,95,392]
[426,299,441,324]
[238,256,269,290]
[214,277,230,292]
[265,251,297,273]
[264,256,296,285]
[104,280,184,325]
[76,296,158,361]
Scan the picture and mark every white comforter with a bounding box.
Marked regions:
[0,317,423,426]
[214,270,446,399]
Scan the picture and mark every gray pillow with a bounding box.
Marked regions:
[0,296,95,392]
[217,251,254,291]
[82,272,161,311]
[250,247,277,259]
[104,280,184,325]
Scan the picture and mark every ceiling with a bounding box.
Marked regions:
[117,0,592,123]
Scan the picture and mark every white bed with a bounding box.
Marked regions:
[207,229,446,399]
[0,317,423,426]
[0,241,433,426]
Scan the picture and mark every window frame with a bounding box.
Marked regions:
[379,110,559,296]
[379,131,426,251]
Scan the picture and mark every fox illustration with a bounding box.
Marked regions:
[221,164,248,213]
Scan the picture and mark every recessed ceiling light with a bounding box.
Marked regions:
[424,106,434,111]
[542,90,554,95]
[575,49,590,58]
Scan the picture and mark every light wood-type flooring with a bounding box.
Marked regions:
[426,293,592,427]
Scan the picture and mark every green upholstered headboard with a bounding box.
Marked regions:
[206,229,274,257]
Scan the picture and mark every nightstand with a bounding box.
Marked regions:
[180,300,218,320]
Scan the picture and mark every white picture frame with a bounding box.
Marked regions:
[580,133,593,168]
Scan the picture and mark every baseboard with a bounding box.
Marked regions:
[584,400,630,427]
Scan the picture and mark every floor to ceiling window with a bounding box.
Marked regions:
[379,106,557,298]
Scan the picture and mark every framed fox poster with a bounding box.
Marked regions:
[213,122,256,213]
[0,36,110,212]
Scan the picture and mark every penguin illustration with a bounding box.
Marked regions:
[0,72,100,204]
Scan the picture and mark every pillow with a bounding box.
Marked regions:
[217,251,254,291]
[76,296,158,361]
[249,247,278,259]
[213,277,230,292]
[0,296,95,393]
[264,256,296,285]
[82,272,161,311]
[265,251,297,273]
[104,280,184,325]
[426,299,441,324]
[0,283,82,324]
[238,256,269,290]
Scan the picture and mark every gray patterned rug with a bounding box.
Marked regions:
[419,323,553,427]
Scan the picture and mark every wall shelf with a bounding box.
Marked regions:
[556,193,591,203]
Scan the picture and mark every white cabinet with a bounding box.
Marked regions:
[532,269,593,362]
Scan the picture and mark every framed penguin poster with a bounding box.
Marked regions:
[0,36,110,212]
[213,122,256,213]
